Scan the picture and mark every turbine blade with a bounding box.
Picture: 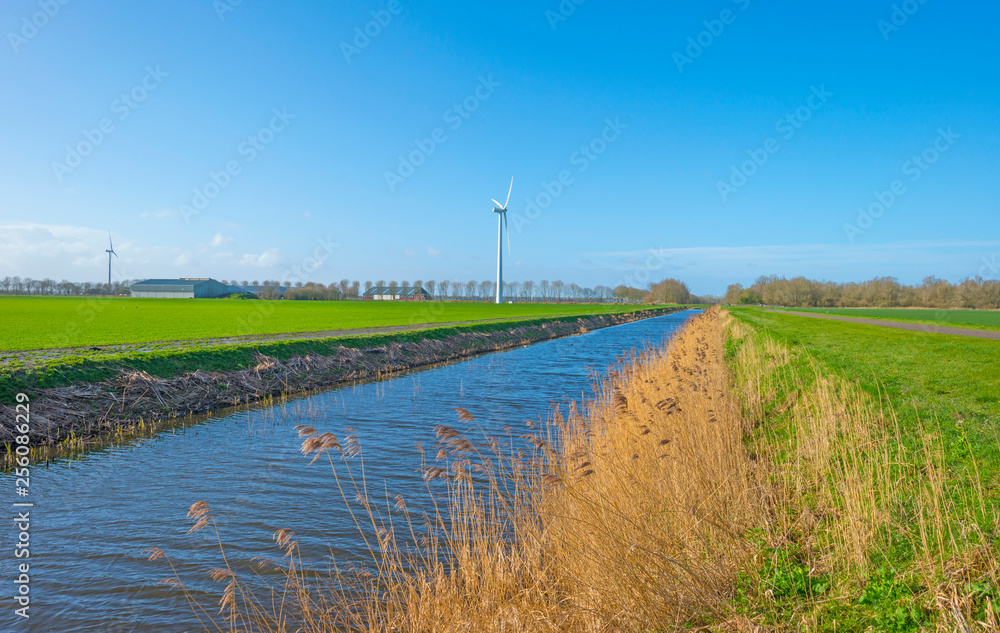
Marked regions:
[504,211,510,254]
[504,177,513,209]
[491,199,504,209]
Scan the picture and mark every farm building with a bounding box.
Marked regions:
[244,284,288,299]
[130,278,233,299]
[363,285,430,301]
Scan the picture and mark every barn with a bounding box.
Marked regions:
[130,278,233,299]
[363,285,430,301]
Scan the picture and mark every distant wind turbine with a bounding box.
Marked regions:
[490,178,513,304]
[105,231,118,288]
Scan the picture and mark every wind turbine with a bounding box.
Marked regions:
[105,231,118,289]
[491,178,513,304]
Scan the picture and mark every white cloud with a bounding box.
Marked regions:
[403,249,417,257]
[211,233,235,247]
[0,225,125,278]
[587,240,1000,294]
[238,248,283,268]
[302,211,311,219]
[173,252,197,267]
[427,247,442,256]
[140,208,179,219]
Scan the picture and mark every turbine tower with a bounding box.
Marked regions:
[105,231,118,289]
[490,178,513,304]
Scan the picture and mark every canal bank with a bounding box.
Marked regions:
[0,309,700,633]
[2,308,684,453]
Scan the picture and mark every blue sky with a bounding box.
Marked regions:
[1,0,998,295]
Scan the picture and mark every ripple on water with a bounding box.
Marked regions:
[0,310,700,632]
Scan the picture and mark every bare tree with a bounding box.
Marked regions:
[537,279,550,300]
[425,280,436,298]
[465,280,476,300]
[505,281,518,301]
[551,280,564,301]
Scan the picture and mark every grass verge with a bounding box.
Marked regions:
[770,306,1000,332]
[0,312,667,405]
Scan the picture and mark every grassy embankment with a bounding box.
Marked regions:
[0,296,655,351]
[156,306,999,631]
[0,298,661,403]
[772,306,1000,332]
[726,307,1000,629]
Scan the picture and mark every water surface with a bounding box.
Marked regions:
[0,310,699,632]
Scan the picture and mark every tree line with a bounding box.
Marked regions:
[233,279,628,302]
[724,275,1000,309]
[0,277,132,296]
[0,276,645,303]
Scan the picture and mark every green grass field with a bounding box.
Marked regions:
[733,306,1000,537]
[729,307,1000,629]
[773,306,1000,331]
[0,296,649,352]
[733,307,1000,467]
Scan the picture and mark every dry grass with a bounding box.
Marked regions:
[152,307,999,631]
[727,311,999,630]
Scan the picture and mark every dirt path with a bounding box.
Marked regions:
[777,311,1000,340]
